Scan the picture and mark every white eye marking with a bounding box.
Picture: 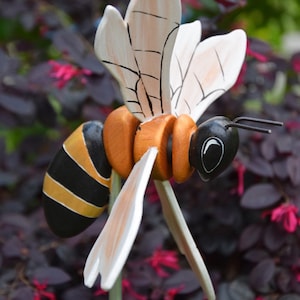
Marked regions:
[201,137,224,173]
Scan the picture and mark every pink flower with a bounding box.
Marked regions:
[146,182,160,203]
[255,297,265,300]
[33,279,56,300]
[285,121,300,131]
[122,279,146,300]
[93,288,108,296]
[164,285,184,300]
[146,248,180,278]
[262,203,300,233]
[48,60,92,89]
[292,264,300,282]
[232,159,246,196]
[291,53,300,73]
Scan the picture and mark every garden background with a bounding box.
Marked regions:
[1,0,300,299]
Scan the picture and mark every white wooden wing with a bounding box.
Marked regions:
[84,147,158,290]
[94,0,181,122]
[154,180,216,300]
[170,21,247,122]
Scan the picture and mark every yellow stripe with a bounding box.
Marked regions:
[64,124,110,188]
[43,173,106,218]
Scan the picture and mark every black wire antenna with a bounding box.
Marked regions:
[225,117,283,134]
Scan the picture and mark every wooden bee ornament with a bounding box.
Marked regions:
[42,1,282,299]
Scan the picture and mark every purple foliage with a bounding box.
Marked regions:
[1,0,300,299]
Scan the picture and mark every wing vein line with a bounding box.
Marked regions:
[132,10,167,20]
[159,23,180,113]
[214,49,225,80]
[173,40,201,109]
[127,24,154,116]
[102,60,139,77]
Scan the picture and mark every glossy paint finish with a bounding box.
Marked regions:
[43,121,111,237]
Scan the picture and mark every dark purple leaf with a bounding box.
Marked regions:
[244,157,273,177]
[82,104,109,123]
[239,224,262,251]
[62,286,92,300]
[138,227,168,256]
[86,75,119,106]
[78,54,105,75]
[278,295,300,300]
[27,249,48,270]
[55,244,77,266]
[52,29,86,61]
[291,279,300,295]
[0,92,35,117]
[2,236,27,258]
[249,259,276,291]
[276,269,292,293]
[10,286,34,300]
[228,279,255,300]
[27,63,53,91]
[264,224,286,251]
[287,156,300,186]
[241,183,281,209]
[243,249,270,263]
[51,87,87,117]
[260,136,276,161]
[31,267,71,285]
[0,269,17,287]
[216,283,231,300]
[164,269,200,294]
[0,171,18,186]
[219,235,237,255]
[273,160,288,180]
[0,49,20,78]
[1,214,31,231]
[276,135,293,154]
[248,38,273,56]
[292,140,300,156]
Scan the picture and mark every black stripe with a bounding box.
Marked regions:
[132,10,168,20]
[43,194,96,237]
[47,147,109,207]
[82,121,112,178]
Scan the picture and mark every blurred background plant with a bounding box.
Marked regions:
[0,0,300,299]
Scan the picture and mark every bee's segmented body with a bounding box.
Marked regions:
[43,121,111,237]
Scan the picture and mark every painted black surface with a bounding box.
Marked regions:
[43,121,111,237]
[83,121,112,178]
[47,147,109,207]
[43,194,97,237]
[189,116,239,181]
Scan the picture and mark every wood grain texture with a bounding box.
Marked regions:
[172,114,197,183]
[103,106,140,179]
[134,114,176,180]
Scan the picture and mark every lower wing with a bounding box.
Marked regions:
[84,147,158,290]
[154,180,216,300]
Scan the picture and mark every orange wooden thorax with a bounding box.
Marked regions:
[103,105,197,183]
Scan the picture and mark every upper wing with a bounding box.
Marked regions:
[154,180,215,300]
[170,21,247,122]
[94,1,181,122]
[84,147,158,290]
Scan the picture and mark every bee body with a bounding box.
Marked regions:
[43,121,111,237]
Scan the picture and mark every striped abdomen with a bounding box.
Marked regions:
[43,121,111,237]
